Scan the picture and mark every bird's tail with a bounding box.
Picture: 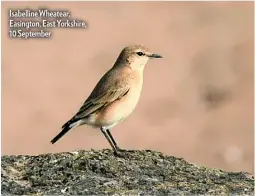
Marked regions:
[51,119,82,144]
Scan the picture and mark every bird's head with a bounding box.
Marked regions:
[115,45,163,71]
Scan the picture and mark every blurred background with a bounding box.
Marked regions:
[2,2,254,173]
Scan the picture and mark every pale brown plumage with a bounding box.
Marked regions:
[75,69,131,119]
[51,44,162,156]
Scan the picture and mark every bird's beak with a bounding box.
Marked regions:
[149,53,163,58]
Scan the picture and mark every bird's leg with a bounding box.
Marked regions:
[100,127,121,157]
[106,129,121,151]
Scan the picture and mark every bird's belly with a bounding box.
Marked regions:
[94,87,142,127]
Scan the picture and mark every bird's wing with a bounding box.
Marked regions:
[74,87,130,119]
[73,71,130,120]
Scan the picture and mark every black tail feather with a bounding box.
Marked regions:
[51,121,73,144]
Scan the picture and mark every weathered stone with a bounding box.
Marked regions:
[1,150,254,195]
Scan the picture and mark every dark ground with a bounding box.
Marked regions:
[1,150,254,195]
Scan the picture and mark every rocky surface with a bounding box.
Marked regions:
[1,150,254,195]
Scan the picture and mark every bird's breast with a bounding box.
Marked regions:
[94,73,143,127]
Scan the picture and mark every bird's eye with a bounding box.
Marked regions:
[136,52,144,56]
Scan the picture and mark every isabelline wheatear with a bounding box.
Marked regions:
[51,45,162,156]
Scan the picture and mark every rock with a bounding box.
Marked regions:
[1,149,254,195]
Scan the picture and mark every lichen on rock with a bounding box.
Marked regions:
[1,149,254,195]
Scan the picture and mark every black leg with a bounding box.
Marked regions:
[106,129,120,150]
[100,127,119,155]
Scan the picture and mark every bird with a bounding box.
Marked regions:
[51,44,163,156]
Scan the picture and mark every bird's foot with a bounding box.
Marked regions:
[116,146,125,152]
[113,149,126,158]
